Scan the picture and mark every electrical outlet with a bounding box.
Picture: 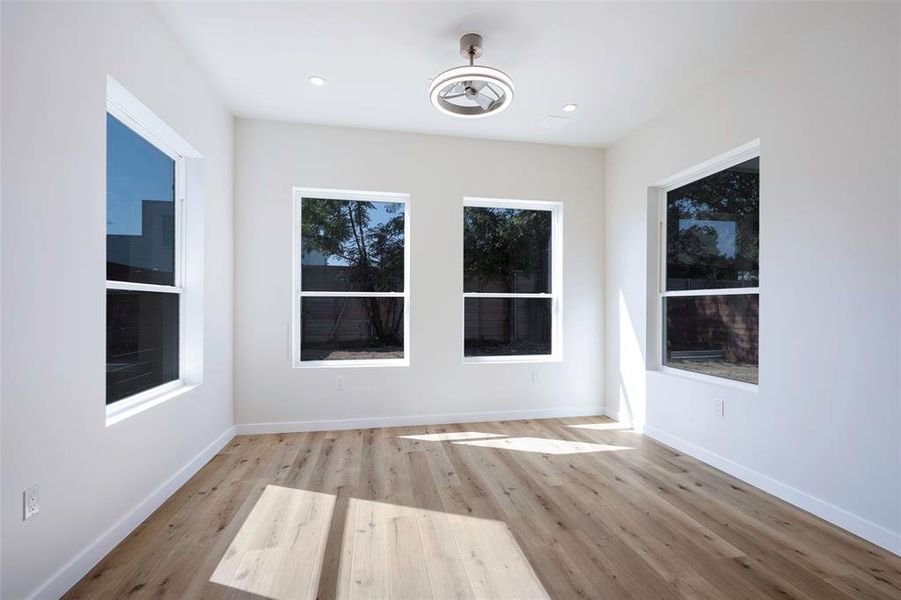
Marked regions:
[531,369,540,384]
[335,376,345,391]
[24,485,39,520]
[714,398,725,418]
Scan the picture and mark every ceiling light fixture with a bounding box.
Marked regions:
[563,103,579,113]
[429,33,514,118]
[308,75,326,86]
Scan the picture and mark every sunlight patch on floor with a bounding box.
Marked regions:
[453,436,634,455]
[210,485,335,600]
[337,498,550,599]
[399,431,507,442]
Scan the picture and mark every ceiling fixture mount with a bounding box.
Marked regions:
[429,33,514,119]
[563,103,579,113]
[308,75,326,86]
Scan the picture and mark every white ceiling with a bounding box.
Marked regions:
[155,1,808,148]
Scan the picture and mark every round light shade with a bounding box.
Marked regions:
[429,65,514,118]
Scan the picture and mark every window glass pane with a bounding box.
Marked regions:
[301,198,405,292]
[664,294,758,384]
[464,298,552,357]
[106,114,176,286]
[666,157,758,291]
[464,207,551,293]
[107,290,179,404]
[300,297,404,361]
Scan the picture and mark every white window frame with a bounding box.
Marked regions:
[462,197,563,364]
[655,140,760,390]
[292,187,411,368]
[105,76,202,425]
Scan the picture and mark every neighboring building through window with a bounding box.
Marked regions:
[294,189,409,366]
[106,112,184,403]
[463,198,562,361]
[661,153,759,384]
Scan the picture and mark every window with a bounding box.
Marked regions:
[463,198,562,361]
[660,152,759,385]
[106,111,184,404]
[294,189,409,366]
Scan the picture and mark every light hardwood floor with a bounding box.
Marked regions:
[65,417,901,599]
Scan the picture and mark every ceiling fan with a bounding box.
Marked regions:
[429,33,515,119]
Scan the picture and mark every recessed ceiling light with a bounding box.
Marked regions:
[563,103,579,113]
[308,75,326,86]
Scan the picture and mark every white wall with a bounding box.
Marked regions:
[235,120,604,429]
[605,2,901,553]
[1,2,234,598]
[0,2,4,594]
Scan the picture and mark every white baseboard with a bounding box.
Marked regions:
[601,406,634,428]
[643,424,901,557]
[236,406,604,435]
[29,426,236,600]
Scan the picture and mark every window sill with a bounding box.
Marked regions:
[293,358,409,369]
[463,354,562,365]
[653,366,758,393]
[105,381,197,427]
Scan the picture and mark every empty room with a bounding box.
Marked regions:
[1,1,900,598]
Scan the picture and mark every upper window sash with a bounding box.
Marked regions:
[461,196,563,298]
[294,188,410,297]
[659,144,759,295]
[462,199,559,296]
[106,108,186,291]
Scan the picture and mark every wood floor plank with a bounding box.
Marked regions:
[415,506,477,600]
[64,417,901,600]
[337,497,391,600]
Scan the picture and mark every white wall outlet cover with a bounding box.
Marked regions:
[24,485,40,520]
[335,376,345,391]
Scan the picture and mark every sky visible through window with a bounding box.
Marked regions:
[106,113,174,236]
[311,201,402,267]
